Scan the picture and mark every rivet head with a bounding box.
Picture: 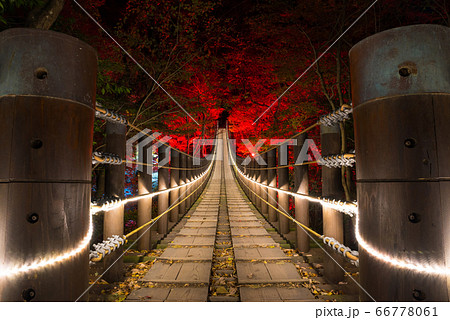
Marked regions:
[34,67,48,80]
[27,213,39,224]
[408,213,421,223]
[404,138,416,148]
[30,139,43,149]
[412,289,426,301]
[22,288,36,301]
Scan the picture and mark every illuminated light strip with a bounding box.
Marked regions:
[90,159,214,215]
[0,213,93,278]
[227,141,358,216]
[90,149,217,262]
[355,213,450,275]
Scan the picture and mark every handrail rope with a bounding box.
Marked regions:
[231,148,357,216]
[95,104,198,159]
[90,149,216,262]
[243,153,356,170]
[230,142,359,265]
[258,104,352,155]
[93,151,209,170]
[90,157,214,214]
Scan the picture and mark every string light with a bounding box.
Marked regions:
[0,213,93,278]
[355,213,450,276]
[90,158,214,215]
[227,141,358,216]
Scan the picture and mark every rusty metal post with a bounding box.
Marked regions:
[137,145,153,251]
[294,134,310,252]
[0,29,96,301]
[350,24,450,301]
[169,150,180,223]
[320,124,345,283]
[267,149,277,222]
[260,153,268,218]
[157,144,169,235]
[277,147,290,235]
[179,154,187,216]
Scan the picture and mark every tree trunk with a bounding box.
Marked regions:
[26,0,65,30]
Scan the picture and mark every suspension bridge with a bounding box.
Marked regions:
[0,24,449,302]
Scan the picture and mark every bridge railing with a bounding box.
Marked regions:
[89,105,216,275]
[226,108,359,282]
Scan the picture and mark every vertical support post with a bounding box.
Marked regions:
[267,149,277,222]
[350,24,450,301]
[103,121,126,283]
[0,29,96,301]
[321,124,345,283]
[169,150,180,223]
[186,155,192,209]
[260,153,268,218]
[277,147,290,235]
[179,154,187,217]
[294,133,310,252]
[255,161,262,211]
[157,144,169,235]
[137,145,153,250]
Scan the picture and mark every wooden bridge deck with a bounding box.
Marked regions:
[126,133,316,302]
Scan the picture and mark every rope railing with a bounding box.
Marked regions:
[258,104,352,156]
[95,103,202,159]
[231,147,357,216]
[92,151,209,170]
[244,153,356,170]
[90,158,214,215]
[230,149,359,266]
[89,150,216,262]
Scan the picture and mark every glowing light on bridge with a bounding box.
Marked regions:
[227,139,358,217]
[355,213,450,276]
[90,163,213,215]
[0,214,93,278]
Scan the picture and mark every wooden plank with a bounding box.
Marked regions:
[190,212,218,217]
[229,221,262,227]
[170,236,215,246]
[166,287,209,302]
[236,262,303,284]
[142,262,211,284]
[125,288,171,301]
[178,227,216,236]
[188,217,217,222]
[228,217,259,222]
[234,247,288,260]
[159,247,213,261]
[236,261,271,284]
[176,262,212,283]
[184,221,217,227]
[232,237,278,247]
[231,228,269,236]
[142,262,182,282]
[239,287,282,302]
[265,262,303,282]
[277,287,317,301]
[239,287,315,302]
